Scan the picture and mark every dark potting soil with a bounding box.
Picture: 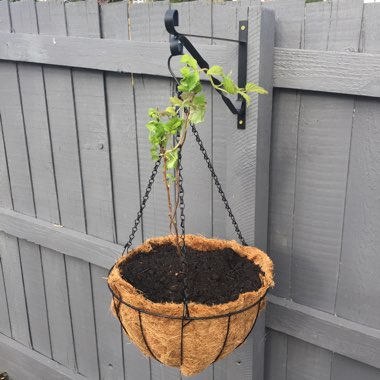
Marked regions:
[119,243,263,305]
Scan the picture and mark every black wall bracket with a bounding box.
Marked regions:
[164,9,249,129]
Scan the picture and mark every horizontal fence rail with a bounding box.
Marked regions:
[273,48,380,98]
[0,32,233,78]
[1,31,379,97]
[267,295,380,370]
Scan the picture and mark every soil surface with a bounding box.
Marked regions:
[120,243,263,305]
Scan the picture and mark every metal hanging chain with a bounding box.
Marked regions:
[122,157,162,254]
[178,149,186,256]
[190,123,248,246]
[177,147,190,309]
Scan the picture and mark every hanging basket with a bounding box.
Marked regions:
[108,234,273,377]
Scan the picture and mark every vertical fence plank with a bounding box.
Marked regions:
[0,232,30,347]
[304,0,331,50]
[0,10,34,216]
[210,3,237,239]
[0,0,11,32]
[35,1,80,368]
[263,0,305,49]
[63,1,102,379]
[130,2,172,241]
[0,111,11,337]
[37,0,86,229]
[291,0,363,314]
[291,93,354,312]
[101,1,142,248]
[331,354,380,380]
[327,0,364,52]
[0,0,44,354]
[34,0,95,376]
[264,329,287,380]
[39,247,77,371]
[267,89,300,299]
[0,256,11,337]
[286,337,332,380]
[65,1,115,243]
[17,238,51,357]
[265,0,305,299]
[91,263,124,380]
[65,256,99,379]
[9,0,59,359]
[359,2,380,53]
[334,2,380,331]
[0,113,12,210]
[0,50,31,346]
[11,0,59,225]
[100,2,151,379]
[65,1,124,379]
[335,97,380,328]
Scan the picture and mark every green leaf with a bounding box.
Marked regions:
[148,107,159,119]
[178,71,200,92]
[164,117,183,134]
[193,93,206,106]
[180,54,198,69]
[180,66,191,77]
[150,146,159,161]
[170,96,182,106]
[149,132,159,145]
[146,120,157,132]
[177,83,187,92]
[207,65,223,76]
[148,121,167,144]
[222,75,237,94]
[193,82,203,94]
[166,150,178,169]
[239,91,251,106]
[165,106,177,116]
[245,82,268,94]
[190,107,206,124]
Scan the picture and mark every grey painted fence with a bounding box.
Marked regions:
[0,0,379,380]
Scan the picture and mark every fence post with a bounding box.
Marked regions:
[213,5,275,380]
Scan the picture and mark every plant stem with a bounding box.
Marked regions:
[162,152,182,257]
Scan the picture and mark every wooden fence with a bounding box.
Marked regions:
[0,0,379,380]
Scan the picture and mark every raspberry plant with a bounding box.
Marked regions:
[146,54,267,255]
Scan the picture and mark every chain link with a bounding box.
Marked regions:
[191,123,248,246]
[123,157,162,254]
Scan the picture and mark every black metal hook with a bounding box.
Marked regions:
[164,9,249,129]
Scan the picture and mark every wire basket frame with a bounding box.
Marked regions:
[108,272,267,366]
